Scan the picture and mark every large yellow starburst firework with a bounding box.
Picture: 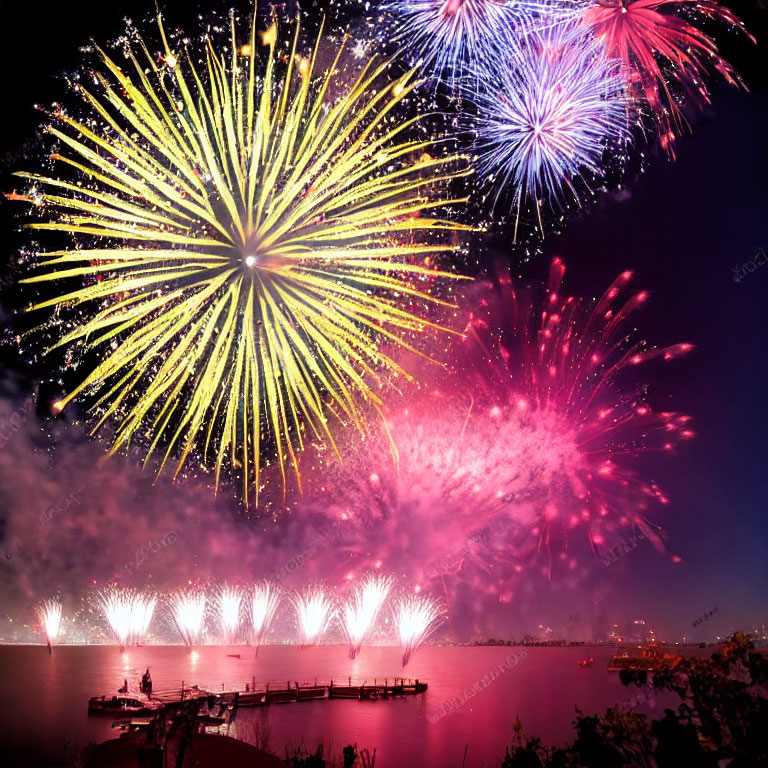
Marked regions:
[15,8,471,504]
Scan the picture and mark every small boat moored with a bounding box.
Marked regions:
[608,646,681,672]
[88,693,161,716]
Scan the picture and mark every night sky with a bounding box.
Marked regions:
[0,0,766,641]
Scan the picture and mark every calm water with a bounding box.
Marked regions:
[0,644,676,767]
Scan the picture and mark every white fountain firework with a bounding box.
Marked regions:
[341,574,393,658]
[36,599,63,646]
[168,590,207,650]
[292,587,334,646]
[216,585,243,643]
[250,582,281,649]
[395,594,443,666]
[100,588,156,649]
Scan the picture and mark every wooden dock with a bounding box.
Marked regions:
[153,677,427,708]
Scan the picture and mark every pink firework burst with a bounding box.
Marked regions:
[302,259,692,610]
[463,257,694,562]
[580,0,754,155]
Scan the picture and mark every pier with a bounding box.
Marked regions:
[152,677,428,708]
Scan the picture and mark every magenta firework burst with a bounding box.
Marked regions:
[580,0,754,156]
[302,259,692,608]
[462,258,694,560]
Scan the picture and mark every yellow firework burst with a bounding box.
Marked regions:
[15,8,471,504]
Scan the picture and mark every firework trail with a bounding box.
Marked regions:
[395,594,443,665]
[341,574,393,658]
[168,590,206,650]
[250,581,281,649]
[292,587,334,646]
[579,0,754,156]
[469,22,629,234]
[216,586,243,643]
[383,0,577,83]
[100,588,156,649]
[36,599,63,647]
[13,8,470,505]
[302,259,692,612]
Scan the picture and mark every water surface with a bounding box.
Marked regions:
[0,644,675,767]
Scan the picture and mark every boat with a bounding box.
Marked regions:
[111,717,153,733]
[578,657,595,668]
[608,646,681,672]
[296,686,328,702]
[359,687,389,700]
[88,693,162,716]
[226,654,241,659]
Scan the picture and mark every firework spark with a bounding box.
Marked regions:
[250,581,281,648]
[580,0,754,155]
[168,590,206,649]
[15,9,469,504]
[341,574,393,658]
[395,594,442,665]
[470,22,628,232]
[36,599,63,646]
[292,587,334,646]
[100,589,157,649]
[216,586,243,643]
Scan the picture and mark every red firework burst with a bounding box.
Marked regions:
[580,0,754,155]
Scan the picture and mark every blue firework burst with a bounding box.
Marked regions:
[470,22,630,221]
[384,0,576,84]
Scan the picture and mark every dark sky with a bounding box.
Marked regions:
[0,0,766,640]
